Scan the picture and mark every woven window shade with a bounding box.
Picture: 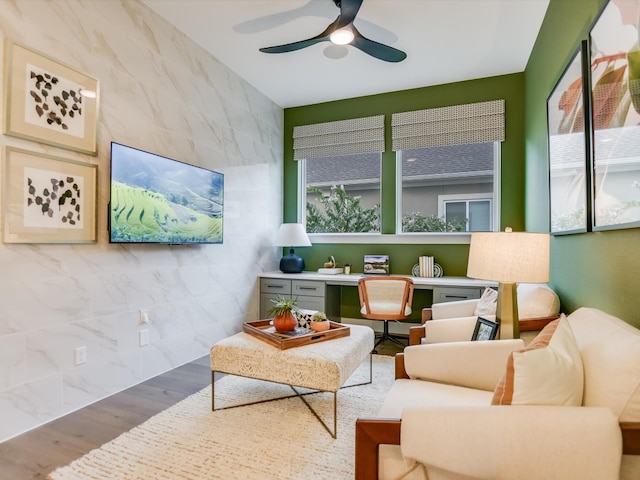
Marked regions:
[293,115,384,160]
[392,100,505,150]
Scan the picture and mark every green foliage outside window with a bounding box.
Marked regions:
[306,186,471,233]
[402,212,468,232]
[306,186,380,233]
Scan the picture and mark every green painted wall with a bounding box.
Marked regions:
[283,74,525,319]
[525,0,640,327]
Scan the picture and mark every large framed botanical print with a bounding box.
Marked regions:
[588,0,640,230]
[547,43,590,235]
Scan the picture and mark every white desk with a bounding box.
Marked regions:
[258,271,496,320]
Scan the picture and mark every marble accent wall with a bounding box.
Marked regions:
[0,0,283,442]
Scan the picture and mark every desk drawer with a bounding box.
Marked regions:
[433,286,482,303]
[260,278,291,295]
[292,280,324,297]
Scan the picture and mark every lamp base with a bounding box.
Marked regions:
[280,249,305,273]
[497,282,519,339]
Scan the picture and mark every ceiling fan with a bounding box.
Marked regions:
[259,0,407,63]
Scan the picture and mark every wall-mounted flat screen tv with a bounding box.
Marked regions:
[109,142,223,244]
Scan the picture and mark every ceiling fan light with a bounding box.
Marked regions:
[330,28,354,45]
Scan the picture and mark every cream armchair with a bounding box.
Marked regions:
[411,283,560,345]
[355,307,640,480]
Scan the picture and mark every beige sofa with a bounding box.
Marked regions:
[355,307,640,480]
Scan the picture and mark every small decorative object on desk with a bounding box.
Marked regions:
[310,311,330,332]
[323,256,336,268]
[318,255,344,274]
[415,257,444,277]
[267,295,299,332]
[433,263,444,277]
[364,255,390,274]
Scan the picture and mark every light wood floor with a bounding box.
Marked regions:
[0,339,404,479]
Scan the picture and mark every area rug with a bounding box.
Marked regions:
[47,354,395,480]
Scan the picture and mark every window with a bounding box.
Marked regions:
[300,152,381,233]
[392,100,504,234]
[398,143,498,233]
[293,115,384,234]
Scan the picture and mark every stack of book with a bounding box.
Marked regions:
[419,256,434,277]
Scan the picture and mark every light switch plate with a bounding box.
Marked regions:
[74,346,87,366]
[139,329,149,346]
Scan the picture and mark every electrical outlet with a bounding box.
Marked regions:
[139,310,149,325]
[74,346,87,366]
[139,329,149,347]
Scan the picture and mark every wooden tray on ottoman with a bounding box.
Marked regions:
[243,320,350,350]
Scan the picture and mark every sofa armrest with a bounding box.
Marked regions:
[431,298,478,319]
[621,421,640,454]
[401,406,623,480]
[355,418,401,480]
[394,353,408,379]
[404,339,524,391]
[408,325,426,346]
[519,315,560,332]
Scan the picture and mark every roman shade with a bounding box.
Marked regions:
[391,99,505,150]
[293,115,384,160]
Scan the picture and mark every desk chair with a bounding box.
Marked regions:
[358,276,414,353]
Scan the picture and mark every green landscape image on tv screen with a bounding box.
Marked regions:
[109,142,223,244]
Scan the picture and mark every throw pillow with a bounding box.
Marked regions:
[474,287,498,316]
[492,315,584,406]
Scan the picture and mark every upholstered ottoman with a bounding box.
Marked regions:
[210,323,374,437]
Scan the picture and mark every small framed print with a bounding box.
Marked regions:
[3,147,97,243]
[364,254,389,275]
[471,317,500,341]
[3,40,99,155]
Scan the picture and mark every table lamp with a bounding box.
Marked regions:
[466,228,550,339]
[275,223,312,273]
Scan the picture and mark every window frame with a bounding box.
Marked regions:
[395,142,501,235]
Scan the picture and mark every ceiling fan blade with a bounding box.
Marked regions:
[260,18,338,54]
[351,25,407,63]
[335,0,364,30]
[259,35,328,54]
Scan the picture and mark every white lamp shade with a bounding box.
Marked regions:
[275,223,312,247]
[467,231,549,283]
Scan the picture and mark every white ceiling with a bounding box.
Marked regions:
[142,0,550,108]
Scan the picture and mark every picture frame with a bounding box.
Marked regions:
[588,0,640,231]
[3,147,98,243]
[363,254,389,275]
[3,40,99,155]
[547,41,591,235]
[471,316,500,341]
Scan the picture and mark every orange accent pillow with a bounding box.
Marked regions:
[492,315,583,406]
